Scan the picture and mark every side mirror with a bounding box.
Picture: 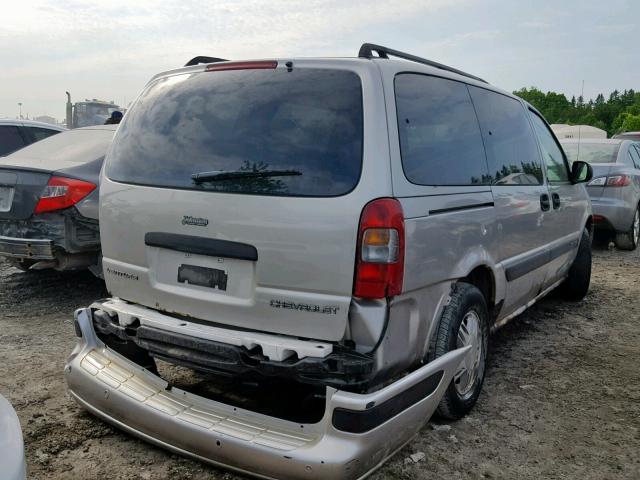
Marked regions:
[570,161,593,184]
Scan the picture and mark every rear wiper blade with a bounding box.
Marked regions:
[192,169,302,183]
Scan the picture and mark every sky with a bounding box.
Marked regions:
[1,0,638,121]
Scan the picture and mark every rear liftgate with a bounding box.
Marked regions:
[65,307,468,479]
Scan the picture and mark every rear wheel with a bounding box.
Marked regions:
[615,207,639,251]
[559,228,591,300]
[428,283,489,420]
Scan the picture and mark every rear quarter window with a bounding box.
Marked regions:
[28,127,61,141]
[0,126,27,156]
[107,68,363,197]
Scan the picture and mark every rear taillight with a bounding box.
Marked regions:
[605,175,631,187]
[588,175,632,187]
[353,198,405,299]
[34,176,96,214]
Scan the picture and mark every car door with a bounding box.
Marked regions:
[528,109,589,289]
[468,86,549,316]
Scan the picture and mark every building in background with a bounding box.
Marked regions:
[33,115,59,126]
[551,124,607,139]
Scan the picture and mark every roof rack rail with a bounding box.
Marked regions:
[358,43,487,84]
[185,56,228,67]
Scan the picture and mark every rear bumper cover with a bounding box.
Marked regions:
[0,209,100,261]
[65,307,468,480]
[0,234,54,260]
[590,197,636,232]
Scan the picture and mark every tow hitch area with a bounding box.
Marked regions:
[65,307,469,480]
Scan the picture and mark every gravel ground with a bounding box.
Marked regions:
[0,245,638,479]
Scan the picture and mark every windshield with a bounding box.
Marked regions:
[86,105,118,116]
[106,67,363,197]
[562,142,620,164]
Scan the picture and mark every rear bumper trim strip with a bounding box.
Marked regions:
[145,232,258,261]
[332,370,443,433]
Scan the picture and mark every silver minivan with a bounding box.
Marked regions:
[65,44,594,479]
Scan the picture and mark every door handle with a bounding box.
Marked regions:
[540,194,551,211]
[552,192,561,210]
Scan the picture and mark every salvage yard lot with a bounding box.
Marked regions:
[0,247,638,480]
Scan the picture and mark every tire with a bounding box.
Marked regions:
[559,228,591,300]
[427,282,489,420]
[615,207,639,251]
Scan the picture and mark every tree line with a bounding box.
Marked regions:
[514,87,640,136]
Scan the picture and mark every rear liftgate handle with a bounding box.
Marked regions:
[551,192,561,210]
[540,193,551,211]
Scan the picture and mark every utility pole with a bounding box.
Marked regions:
[17,102,22,119]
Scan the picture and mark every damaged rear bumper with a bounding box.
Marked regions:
[65,307,468,479]
[90,299,374,389]
[0,235,55,260]
[0,211,100,268]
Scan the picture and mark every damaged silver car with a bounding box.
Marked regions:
[0,125,116,274]
[65,44,593,479]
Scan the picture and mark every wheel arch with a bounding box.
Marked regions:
[460,265,497,317]
[585,214,594,238]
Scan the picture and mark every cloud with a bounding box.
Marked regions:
[1,0,639,119]
[595,23,634,34]
[519,21,553,29]
[420,30,502,54]
[0,0,470,77]
[0,0,469,117]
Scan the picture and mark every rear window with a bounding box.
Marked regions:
[14,128,114,163]
[613,132,640,141]
[107,68,363,197]
[562,143,620,164]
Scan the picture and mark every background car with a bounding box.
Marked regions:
[0,119,66,157]
[612,131,640,141]
[561,138,640,249]
[0,394,26,480]
[0,125,116,274]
